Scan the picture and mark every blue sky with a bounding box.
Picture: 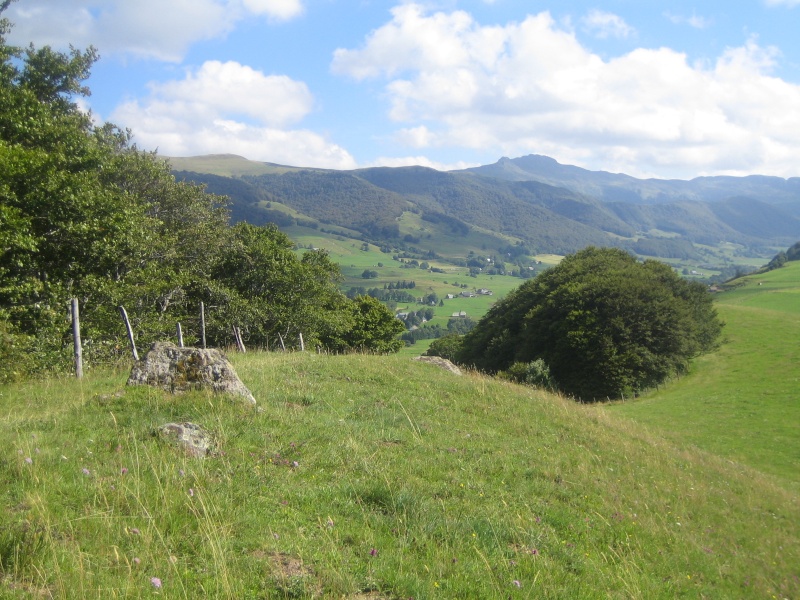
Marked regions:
[5,0,800,179]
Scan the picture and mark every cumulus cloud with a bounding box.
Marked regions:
[581,10,635,39]
[4,0,302,62]
[112,61,356,169]
[332,4,800,178]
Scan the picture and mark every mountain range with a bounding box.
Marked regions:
[169,153,800,262]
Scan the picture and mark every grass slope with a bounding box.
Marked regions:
[1,353,798,598]
[606,261,800,489]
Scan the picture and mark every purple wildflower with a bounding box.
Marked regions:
[81,468,91,476]
[24,457,33,465]
[512,580,521,588]
[188,488,194,497]
[130,528,140,535]
[369,548,378,557]
[133,557,141,565]
[150,576,162,588]
[120,467,128,475]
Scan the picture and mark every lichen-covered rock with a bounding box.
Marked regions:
[157,422,216,458]
[127,341,255,404]
[413,355,463,375]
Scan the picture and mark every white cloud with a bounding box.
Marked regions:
[664,11,713,29]
[764,0,800,6]
[112,61,356,169]
[395,126,436,148]
[332,4,800,178]
[4,0,303,62]
[581,10,635,40]
[365,156,476,171]
[241,0,303,20]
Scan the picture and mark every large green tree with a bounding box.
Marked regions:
[456,247,723,401]
[0,7,404,380]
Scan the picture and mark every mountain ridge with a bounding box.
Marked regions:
[462,154,800,210]
[170,153,800,263]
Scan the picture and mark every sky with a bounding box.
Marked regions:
[5,0,800,179]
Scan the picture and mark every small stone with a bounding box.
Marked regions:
[157,422,217,458]
[413,355,463,375]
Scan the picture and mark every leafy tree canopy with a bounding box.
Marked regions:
[456,247,723,401]
[0,7,402,380]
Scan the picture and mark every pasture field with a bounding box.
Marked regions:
[288,226,527,352]
[1,351,798,598]
[606,261,800,490]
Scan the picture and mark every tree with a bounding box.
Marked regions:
[424,334,464,362]
[338,296,404,353]
[456,247,723,401]
[787,241,800,262]
[0,8,406,379]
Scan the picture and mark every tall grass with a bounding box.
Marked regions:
[1,351,797,598]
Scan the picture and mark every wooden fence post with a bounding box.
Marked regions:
[299,332,305,352]
[278,333,286,352]
[118,306,139,361]
[200,302,207,349]
[232,325,246,353]
[71,298,83,379]
[176,322,184,348]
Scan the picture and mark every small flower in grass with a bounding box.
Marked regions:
[512,580,522,588]
[292,461,299,468]
[188,488,194,497]
[369,548,378,557]
[130,528,140,535]
[132,557,141,566]
[179,469,185,477]
[530,548,539,555]
[120,467,128,475]
[24,457,33,465]
[150,576,162,589]
[81,468,91,476]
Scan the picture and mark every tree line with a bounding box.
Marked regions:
[0,7,403,382]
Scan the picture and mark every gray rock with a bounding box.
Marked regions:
[157,422,215,458]
[413,355,463,375]
[127,341,255,404]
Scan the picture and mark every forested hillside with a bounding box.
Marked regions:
[173,154,800,265]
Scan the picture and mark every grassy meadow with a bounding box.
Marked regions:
[606,261,800,489]
[2,254,799,598]
[2,305,800,597]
